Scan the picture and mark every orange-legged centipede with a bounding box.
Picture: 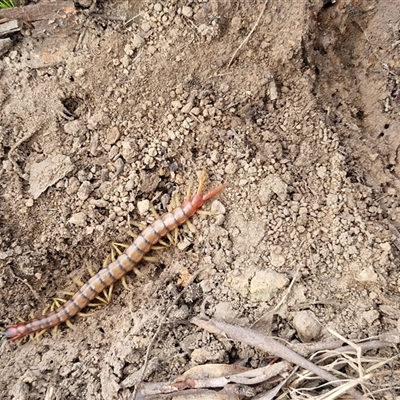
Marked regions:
[4,172,225,341]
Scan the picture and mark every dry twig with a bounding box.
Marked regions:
[134,362,290,398]
[191,317,368,400]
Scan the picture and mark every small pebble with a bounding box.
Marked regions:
[362,310,379,325]
[107,127,120,145]
[171,100,182,110]
[0,251,11,260]
[77,181,93,201]
[29,155,74,199]
[225,162,237,175]
[181,103,193,113]
[63,120,82,135]
[270,245,286,267]
[68,212,87,226]
[87,111,104,129]
[74,68,85,78]
[211,200,226,214]
[66,177,80,195]
[259,174,288,203]
[293,311,321,342]
[141,21,151,32]
[250,270,288,302]
[357,265,378,282]
[124,44,133,56]
[132,34,145,49]
[137,199,150,215]
[191,347,228,364]
[181,6,193,18]
[161,193,170,209]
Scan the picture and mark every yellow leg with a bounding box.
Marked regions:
[185,181,193,201]
[77,311,93,317]
[65,320,75,330]
[185,219,197,234]
[150,202,177,246]
[197,169,207,195]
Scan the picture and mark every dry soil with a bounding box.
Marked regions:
[1,0,400,399]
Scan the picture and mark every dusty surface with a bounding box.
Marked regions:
[1,0,400,398]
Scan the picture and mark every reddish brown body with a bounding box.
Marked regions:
[4,181,224,341]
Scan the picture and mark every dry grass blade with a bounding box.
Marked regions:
[291,339,400,399]
[327,328,364,382]
[227,0,269,68]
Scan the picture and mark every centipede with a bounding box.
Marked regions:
[3,171,225,341]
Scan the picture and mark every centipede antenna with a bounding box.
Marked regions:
[202,183,226,201]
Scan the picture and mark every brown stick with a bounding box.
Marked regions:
[0,1,77,23]
[191,317,368,400]
[134,361,290,398]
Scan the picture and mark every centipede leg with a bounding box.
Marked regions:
[65,320,75,330]
[150,202,177,246]
[196,169,207,194]
[110,242,143,278]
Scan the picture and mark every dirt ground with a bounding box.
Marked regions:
[1,0,400,399]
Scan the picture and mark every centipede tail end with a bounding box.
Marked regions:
[4,324,28,341]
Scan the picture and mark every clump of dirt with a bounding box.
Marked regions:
[0,0,399,399]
